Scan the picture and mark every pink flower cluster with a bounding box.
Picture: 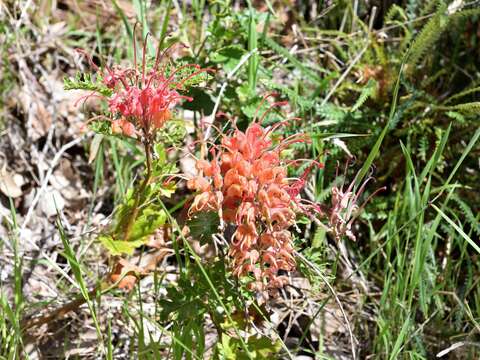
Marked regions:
[103,64,202,137]
[77,42,211,138]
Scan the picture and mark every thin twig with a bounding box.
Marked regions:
[204,49,257,141]
[294,250,357,360]
[21,137,84,236]
[321,43,369,106]
[437,341,480,358]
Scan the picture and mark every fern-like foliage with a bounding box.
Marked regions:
[437,102,480,116]
[407,2,448,74]
[316,103,347,123]
[64,72,113,97]
[263,79,315,112]
[450,8,480,21]
[444,85,480,105]
[419,0,441,17]
[351,79,377,112]
[386,4,409,23]
[418,135,429,162]
[451,195,480,236]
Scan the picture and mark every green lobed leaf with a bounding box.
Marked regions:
[98,234,148,256]
[127,207,167,242]
[216,333,282,360]
[187,211,220,245]
[211,45,247,73]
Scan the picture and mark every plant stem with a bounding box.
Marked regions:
[123,139,153,241]
[22,138,155,331]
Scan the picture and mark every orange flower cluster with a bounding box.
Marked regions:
[187,122,304,293]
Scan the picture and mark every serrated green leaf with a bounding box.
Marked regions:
[211,45,247,73]
[187,212,220,245]
[248,336,282,357]
[216,333,281,360]
[351,79,377,112]
[109,188,168,250]
[128,207,167,242]
[157,182,176,198]
[152,143,178,179]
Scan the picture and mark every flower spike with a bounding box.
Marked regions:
[187,111,309,296]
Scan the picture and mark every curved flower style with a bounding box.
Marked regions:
[104,62,203,137]
[77,37,212,139]
[187,119,310,294]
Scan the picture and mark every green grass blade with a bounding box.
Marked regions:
[444,127,480,187]
[389,316,410,360]
[419,123,451,183]
[57,219,104,347]
[158,0,172,51]
[111,0,134,40]
[354,59,406,188]
[247,2,258,92]
[432,204,480,255]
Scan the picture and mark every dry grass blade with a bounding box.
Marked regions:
[294,251,357,360]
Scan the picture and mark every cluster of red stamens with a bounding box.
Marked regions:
[187,101,313,294]
[77,33,212,139]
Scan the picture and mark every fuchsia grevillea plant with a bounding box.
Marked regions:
[75,33,213,243]
[23,30,378,338]
[72,33,373,297]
